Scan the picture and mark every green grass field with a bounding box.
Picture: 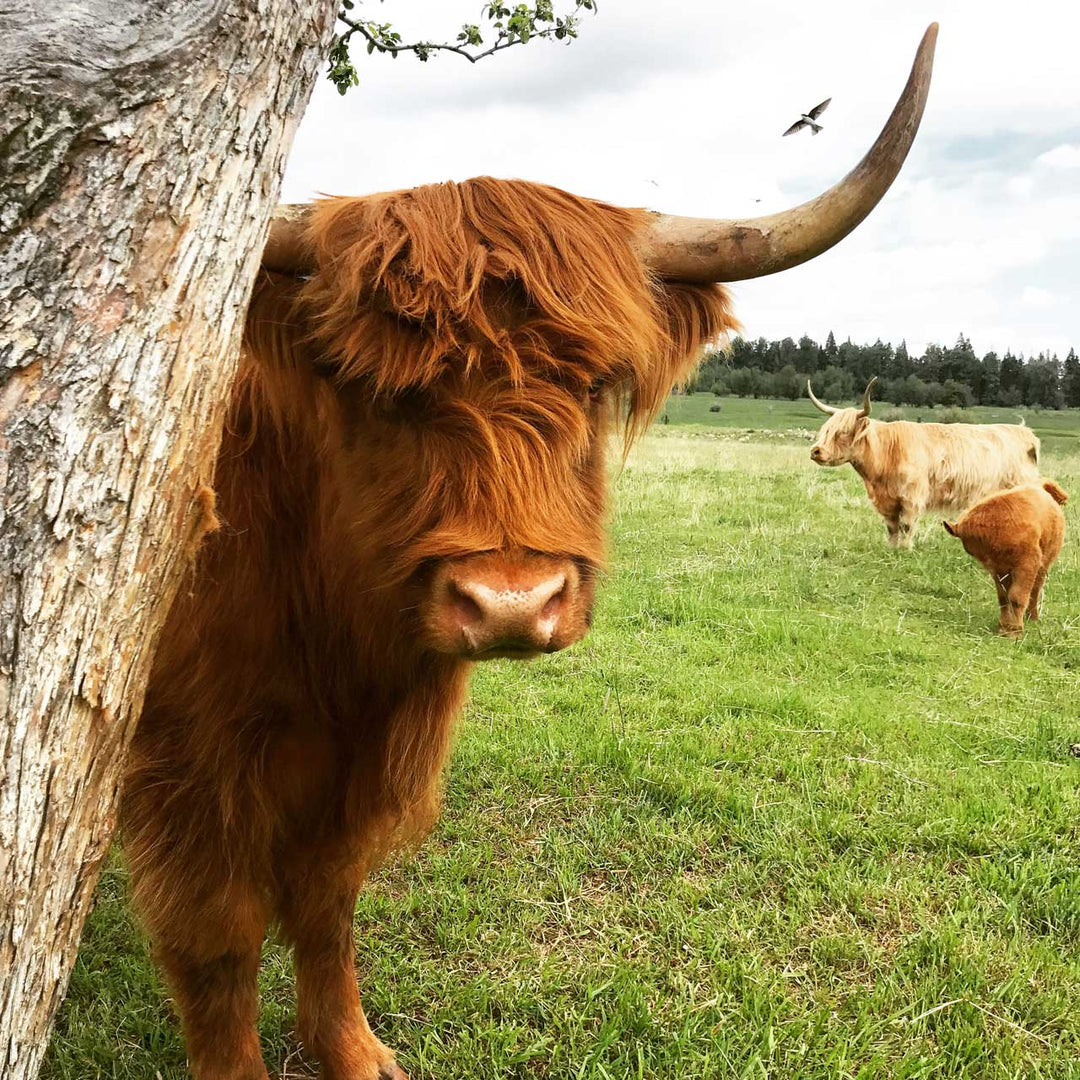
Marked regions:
[45,398,1080,1079]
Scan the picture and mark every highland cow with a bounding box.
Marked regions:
[944,481,1068,636]
[121,27,938,1080]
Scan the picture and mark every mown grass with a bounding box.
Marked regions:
[45,403,1080,1079]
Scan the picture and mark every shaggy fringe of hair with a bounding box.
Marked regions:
[298,176,739,442]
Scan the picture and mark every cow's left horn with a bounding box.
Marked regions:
[857,376,878,418]
[635,23,938,283]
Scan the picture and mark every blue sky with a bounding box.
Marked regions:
[283,0,1079,358]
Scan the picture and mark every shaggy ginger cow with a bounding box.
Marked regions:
[808,377,1039,547]
[944,481,1068,635]
[122,26,938,1080]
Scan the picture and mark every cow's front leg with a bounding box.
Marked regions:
[884,504,916,549]
[278,857,405,1080]
[875,497,902,547]
[146,882,270,1080]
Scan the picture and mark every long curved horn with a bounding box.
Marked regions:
[857,376,878,418]
[807,380,837,415]
[635,23,938,283]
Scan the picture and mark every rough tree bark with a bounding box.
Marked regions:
[0,2,338,1074]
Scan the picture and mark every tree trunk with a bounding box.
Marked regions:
[0,2,337,1074]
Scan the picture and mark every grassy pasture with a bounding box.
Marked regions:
[45,400,1080,1079]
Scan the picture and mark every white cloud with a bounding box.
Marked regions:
[282,0,1080,355]
[1036,144,1080,170]
[1020,286,1058,309]
[1006,176,1034,198]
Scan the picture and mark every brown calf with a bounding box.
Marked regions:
[944,481,1068,636]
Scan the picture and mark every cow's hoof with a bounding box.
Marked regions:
[378,1064,409,1080]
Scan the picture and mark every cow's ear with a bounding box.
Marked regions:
[943,521,957,536]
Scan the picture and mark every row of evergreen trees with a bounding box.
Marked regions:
[689,333,1080,410]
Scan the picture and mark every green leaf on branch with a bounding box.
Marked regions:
[330,1,596,91]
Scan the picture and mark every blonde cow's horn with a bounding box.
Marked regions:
[807,380,838,415]
[857,376,878,418]
[634,23,938,283]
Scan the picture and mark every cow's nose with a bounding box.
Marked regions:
[447,572,567,655]
[423,554,589,659]
[810,445,824,462]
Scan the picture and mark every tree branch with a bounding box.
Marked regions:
[327,2,596,93]
[340,15,520,64]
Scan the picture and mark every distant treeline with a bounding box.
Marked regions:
[689,333,1080,410]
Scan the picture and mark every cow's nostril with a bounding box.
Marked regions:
[448,582,484,625]
[540,583,565,623]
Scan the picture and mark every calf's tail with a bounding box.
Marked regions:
[1042,480,1069,505]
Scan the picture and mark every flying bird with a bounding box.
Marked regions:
[783,98,831,137]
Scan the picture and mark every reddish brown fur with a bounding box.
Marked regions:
[122,178,738,1079]
[943,480,1068,636]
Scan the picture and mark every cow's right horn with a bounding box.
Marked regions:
[262,203,314,275]
[857,376,878,418]
[635,23,938,283]
[807,380,837,415]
